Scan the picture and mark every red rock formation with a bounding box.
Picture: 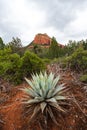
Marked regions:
[28,33,64,48]
[33,33,51,45]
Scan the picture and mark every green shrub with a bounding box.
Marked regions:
[0,47,12,61]
[5,53,22,85]
[42,58,51,64]
[0,53,22,85]
[80,74,87,83]
[21,51,46,77]
[65,48,87,72]
[0,62,11,75]
[0,48,46,85]
[0,47,12,75]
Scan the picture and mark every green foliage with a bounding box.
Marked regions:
[38,48,49,58]
[0,47,12,61]
[0,37,5,49]
[22,72,69,125]
[0,48,22,84]
[48,37,59,59]
[65,48,87,72]
[66,40,78,55]
[5,53,22,85]
[7,37,23,55]
[32,43,42,54]
[79,39,87,50]
[42,58,51,64]
[0,48,13,78]
[30,43,49,58]
[63,39,87,56]
[80,74,87,83]
[0,48,45,85]
[21,51,45,77]
[48,37,66,59]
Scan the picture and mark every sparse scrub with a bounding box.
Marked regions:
[63,48,87,72]
[80,74,87,83]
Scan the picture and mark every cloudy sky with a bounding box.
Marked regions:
[0,0,87,46]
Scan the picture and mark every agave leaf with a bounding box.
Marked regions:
[32,82,42,96]
[21,88,39,97]
[39,72,44,80]
[21,94,30,99]
[35,96,44,101]
[54,95,67,100]
[52,76,60,89]
[32,77,40,90]
[23,105,34,116]
[32,77,45,97]
[47,77,62,98]
[37,72,48,98]
[41,78,49,97]
[20,88,30,94]
[58,87,69,95]
[47,72,54,89]
[52,84,65,97]
[46,98,57,103]
[40,102,47,113]
[36,74,42,86]
[31,75,44,96]
[44,73,54,97]
[49,102,65,112]
[24,98,43,104]
[49,72,54,80]
[29,105,40,123]
[24,77,34,89]
[47,106,58,125]
[44,71,47,79]
[32,73,46,97]
[33,80,43,96]
[32,74,41,86]
[27,88,39,97]
[39,77,46,97]
[47,76,60,98]
[39,89,43,96]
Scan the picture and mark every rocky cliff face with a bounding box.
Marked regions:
[28,33,64,48]
[33,33,51,45]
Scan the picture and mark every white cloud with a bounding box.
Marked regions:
[63,8,87,42]
[0,0,87,45]
[0,0,47,45]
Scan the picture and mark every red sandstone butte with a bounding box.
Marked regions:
[29,33,64,48]
[33,33,51,45]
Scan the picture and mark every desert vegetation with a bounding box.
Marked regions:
[0,36,87,130]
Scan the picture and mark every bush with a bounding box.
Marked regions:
[0,47,12,75]
[65,48,87,72]
[21,51,46,77]
[0,52,22,85]
[42,58,51,64]
[5,53,22,85]
[0,48,46,85]
[80,74,87,83]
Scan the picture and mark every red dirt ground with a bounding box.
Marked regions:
[0,64,87,130]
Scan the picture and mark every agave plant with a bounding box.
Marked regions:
[22,72,69,128]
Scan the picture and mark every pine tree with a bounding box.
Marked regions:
[48,37,59,58]
[0,37,5,49]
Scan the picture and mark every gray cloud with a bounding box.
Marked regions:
[0,0,87,45]
[30,0,87,30]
